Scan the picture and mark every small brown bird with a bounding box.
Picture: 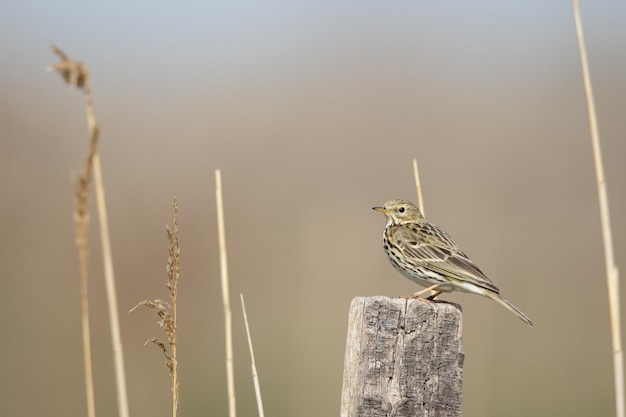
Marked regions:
[373,199,532,326]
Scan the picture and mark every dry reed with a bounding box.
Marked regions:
[412,158,425,216]
[215,169,237,417]
[240,294,265,417]
[571,3,624,417]
[50,45,130,417]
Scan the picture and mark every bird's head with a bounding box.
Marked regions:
[373,199,424,226]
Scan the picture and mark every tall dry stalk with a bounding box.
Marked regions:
[50,45,130,417]
[93,151,130,417]
[215,169,237,417]
[412,158,425,215]
[131,198,180,417]
[240,294,265,417]
[571,3,624,417]
[51,44,97,417]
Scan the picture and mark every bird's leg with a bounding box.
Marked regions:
[426,290,443,300]
[410,284,441,298]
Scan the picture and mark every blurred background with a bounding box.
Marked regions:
[2,1,626,416]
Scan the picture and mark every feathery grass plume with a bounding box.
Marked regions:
[131,198,180,417]
[50,45,99,417]
[50,44,88,88]
[572,2,624,417]
[240,294,265,417]
[215,169,237,417]
[50,45,130,417]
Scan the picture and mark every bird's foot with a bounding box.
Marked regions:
[409,284,441,299]
[426,291,443,300]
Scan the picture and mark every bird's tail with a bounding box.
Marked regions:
[485,291,533,327]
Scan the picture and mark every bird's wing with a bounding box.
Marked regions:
[391,223,501,294]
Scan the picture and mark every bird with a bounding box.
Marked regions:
[373,199,532,326]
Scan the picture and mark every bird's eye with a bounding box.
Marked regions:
[398,207,405,213]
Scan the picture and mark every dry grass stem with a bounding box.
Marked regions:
[240,294,265,417]
[51,44,99,417]
[131,198,180,417]
[215,169,237,417]
[412,158,425,216]
[572,3,624,417]
[93,153,130,417]
[51,45,130,417]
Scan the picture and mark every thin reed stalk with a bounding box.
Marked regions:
[69,58,98,417]
[168,199,180,417]
[50,45,129,417]
[572,3,623,417]
[50,45,98,417]
[93,154,130,417]
[79,229,96,417]
[412,158,425,216]
[240,294,265,417]
[215,169,237,417]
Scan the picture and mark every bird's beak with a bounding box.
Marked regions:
[372,206,388,213]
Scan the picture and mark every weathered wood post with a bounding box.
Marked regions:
[341,296,464,417]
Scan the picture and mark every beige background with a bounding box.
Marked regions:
[2,1,626,416]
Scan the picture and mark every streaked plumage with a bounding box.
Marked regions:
[373,199,532,326]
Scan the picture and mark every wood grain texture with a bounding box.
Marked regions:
[341,296,463,417]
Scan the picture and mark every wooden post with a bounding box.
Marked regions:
[341,296,463,417]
